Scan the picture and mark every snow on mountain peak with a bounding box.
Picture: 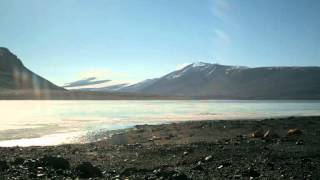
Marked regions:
[166,62,212,80]
[191,62,209,67]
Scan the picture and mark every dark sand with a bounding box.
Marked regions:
[0,116,319,179]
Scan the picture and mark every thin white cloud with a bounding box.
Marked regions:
[212,0,231,22]
[210,0,233,59]
[212,29,231,65]
[214,29,231,45]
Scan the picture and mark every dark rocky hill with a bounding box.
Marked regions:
[122,62,320,99]
[0,47,63,91]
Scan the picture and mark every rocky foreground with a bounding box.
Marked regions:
[0,116,320,179]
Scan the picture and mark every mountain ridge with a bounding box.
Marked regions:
[118,62,320,99]
[2,47,319,100]
[0,47,63,91]
[65,61,320,99]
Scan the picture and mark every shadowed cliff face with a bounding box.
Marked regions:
[0,47,63,91]
[0,48,23,72]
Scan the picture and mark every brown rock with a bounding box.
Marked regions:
[250,130,264,138]
[287,129,302,136]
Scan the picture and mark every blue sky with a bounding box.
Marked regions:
[1,0,319,85]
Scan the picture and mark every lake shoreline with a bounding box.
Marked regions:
[0,116,319,179]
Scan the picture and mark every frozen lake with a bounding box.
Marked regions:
[0,100,320,146]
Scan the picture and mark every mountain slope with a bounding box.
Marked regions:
[118,78,159,93]
[0,47,63,91]
[122,62,320,99]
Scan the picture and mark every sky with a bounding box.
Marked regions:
[1,0,320,85]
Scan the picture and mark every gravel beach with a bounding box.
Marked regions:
[0,116,319,179]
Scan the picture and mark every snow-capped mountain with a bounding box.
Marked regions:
[118,62,320,99]
[163,62,248,80]
[63,61,320,99]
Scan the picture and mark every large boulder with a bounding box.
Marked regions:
[75,162,102,178]
[39,156,70,170]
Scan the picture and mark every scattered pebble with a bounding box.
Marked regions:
[242,167,260,178]
[296,140,304,145]
[205,155,213,161]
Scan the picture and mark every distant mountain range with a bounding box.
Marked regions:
[69,62,320,99]
[2,47,320,99]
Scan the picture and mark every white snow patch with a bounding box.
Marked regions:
[192,62,207,67]
[166,73,183,80]
[226,66,248,72]
[208,66,217,75]
[172,74,182,79]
